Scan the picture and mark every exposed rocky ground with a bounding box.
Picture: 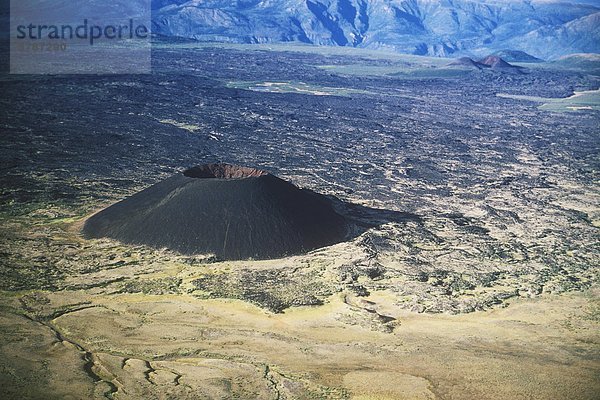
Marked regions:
[0,42,598,398]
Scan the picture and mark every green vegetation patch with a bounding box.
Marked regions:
[497,89,600,112]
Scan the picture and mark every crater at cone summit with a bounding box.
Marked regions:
[83,163,349,260]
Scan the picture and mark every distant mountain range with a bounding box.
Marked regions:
[151,0,600,59]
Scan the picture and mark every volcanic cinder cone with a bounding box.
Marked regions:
[447,57,484,69]
[83,164,348,260]
[477,55,515,69]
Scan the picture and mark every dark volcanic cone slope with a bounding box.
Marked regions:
[83,164,348,260]
[447,57,483,69]
[478,55,515,69]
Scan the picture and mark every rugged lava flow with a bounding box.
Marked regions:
[83,163,348,260]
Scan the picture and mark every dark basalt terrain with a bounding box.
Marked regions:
[0,39,598,400]
[0,40,598,312]
[83,163,348,260]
